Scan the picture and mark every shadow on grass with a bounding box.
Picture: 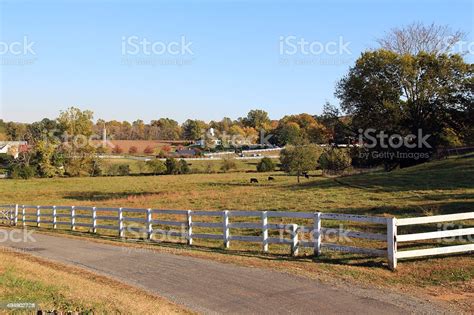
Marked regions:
[283,157,474,193]
[64,191,158,201]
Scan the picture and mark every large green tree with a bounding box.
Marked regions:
[336,50,473,165]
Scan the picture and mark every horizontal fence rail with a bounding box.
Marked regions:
[0,204,472,270]
[389,212,474,269]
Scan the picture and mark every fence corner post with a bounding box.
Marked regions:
[223,210,230,249]
[291,224,299,257]
[262,211,268,253]
[146,208,152,240]
[387,217,397,271]
[52,206,57,229]
[14,204,19,226]
[313,212,322,257]
[118,207,124,238]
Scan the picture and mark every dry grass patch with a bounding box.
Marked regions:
[0,249,191,314]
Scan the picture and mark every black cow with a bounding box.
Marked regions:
[268,176,275,181]
[250,178,259,183]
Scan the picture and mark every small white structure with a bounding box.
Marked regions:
[0,141,27,158]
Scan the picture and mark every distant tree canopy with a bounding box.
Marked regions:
[280,144,323,183]
[273,114,330,146]
[241,109,271,130]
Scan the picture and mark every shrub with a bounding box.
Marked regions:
[91,158,103,177]
[165,157,179,174]
[256,157,275,172]
[178,159,190,174]
[0,153,13,167]
[146,159,166,175]
[9,164,36,179]
[143,146,154,155]
[220,156,237,172]
[105,163,120,176]
[129,146,138,154]
[117,164,130,176]
[112,145,123,154]
[319,149,352,174]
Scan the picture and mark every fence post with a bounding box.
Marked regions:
[146,208,153,240]
[262,211,268,253]
[71,206,76,231]
[92,207,97,233]
[52,206,57,229]
[223,210,230,249]
[22,205,25,227]
[14,204,18,226]
[291,224,299,256]
[36,206,41,227]
[313,212,322,256]
[118,207,124,238]
[387,217,397,271]
[187,210,193,245]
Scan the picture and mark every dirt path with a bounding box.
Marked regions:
[1,229,450,314]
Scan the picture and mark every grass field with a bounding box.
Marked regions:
[2,157,472,217]
[0,250,188,314]
[0,156,472,311]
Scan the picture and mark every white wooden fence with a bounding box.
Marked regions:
[389,212,474,269]
[0,204,472,270]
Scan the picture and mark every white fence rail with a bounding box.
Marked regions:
[1,204,472,270]
[389,212,474,269]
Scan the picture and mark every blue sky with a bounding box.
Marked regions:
[1,0,472,123]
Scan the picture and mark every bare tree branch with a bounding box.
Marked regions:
[377,22,466,55]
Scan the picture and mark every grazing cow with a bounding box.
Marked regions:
[302,172,310,179]
[250,178,259,183]
[268,176,275,181]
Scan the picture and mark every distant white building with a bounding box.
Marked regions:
[0,141,28,158]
